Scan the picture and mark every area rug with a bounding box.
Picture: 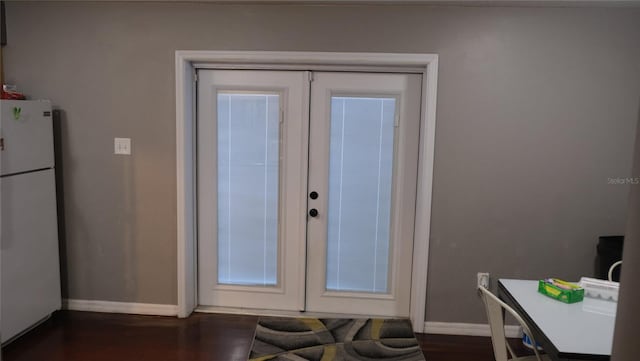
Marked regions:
[248,317,426,361]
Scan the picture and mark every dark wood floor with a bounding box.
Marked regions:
[2,311,532,361]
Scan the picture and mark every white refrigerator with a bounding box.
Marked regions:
[0,100,61,344]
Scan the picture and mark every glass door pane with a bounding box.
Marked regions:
[326,97,396,293]
[217,93,280,286]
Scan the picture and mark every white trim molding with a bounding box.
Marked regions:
[176,51,439,331]
[63,299,179,316]
[38,0,640,6]
[424,322,522,338]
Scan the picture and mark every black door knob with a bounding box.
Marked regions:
[309,191,318,199]
[309,208,318,217]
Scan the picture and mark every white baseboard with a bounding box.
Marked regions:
[424,321,522,338]
[63,299,178,317]
[61,300,519,338]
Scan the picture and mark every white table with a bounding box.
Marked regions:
[498,279,616,361]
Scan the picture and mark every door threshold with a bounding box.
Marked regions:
[195,306,396,320]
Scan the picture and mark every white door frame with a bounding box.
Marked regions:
[175,51,438,332]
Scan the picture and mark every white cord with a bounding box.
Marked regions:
[608,261,623,281]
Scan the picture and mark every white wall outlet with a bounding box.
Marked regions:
[477,272,490,289]
[114,137,131,155]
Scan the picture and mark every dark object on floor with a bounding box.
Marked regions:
[597,235,624,281]
[250,317,425,361]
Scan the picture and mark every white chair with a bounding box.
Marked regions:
[608,261,622,282]
[478,286,550,361]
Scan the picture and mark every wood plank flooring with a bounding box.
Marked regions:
[1,311,533,361]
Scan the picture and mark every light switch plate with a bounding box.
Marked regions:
[114,137,131,155]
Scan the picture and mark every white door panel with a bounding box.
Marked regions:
[306,72,422,316]
[197,70,309,310]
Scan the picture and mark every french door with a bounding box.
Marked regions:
[197,69,422,316]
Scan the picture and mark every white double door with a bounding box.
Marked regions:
[197,69,422,316]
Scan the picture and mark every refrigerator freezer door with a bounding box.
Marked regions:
[1,169,61,343]
[0,100,54,176]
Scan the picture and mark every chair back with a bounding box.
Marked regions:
[477,285,545,361]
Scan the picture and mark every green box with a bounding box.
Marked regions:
[538,279,584,304]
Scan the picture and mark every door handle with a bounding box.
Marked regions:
[309,208,318,217]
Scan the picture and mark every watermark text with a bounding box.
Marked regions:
[608,177,640,185]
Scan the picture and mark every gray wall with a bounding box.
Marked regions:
[4,2,640,323]
[611,108,640,361]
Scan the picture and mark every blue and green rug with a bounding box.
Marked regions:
[248,317,426,361]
